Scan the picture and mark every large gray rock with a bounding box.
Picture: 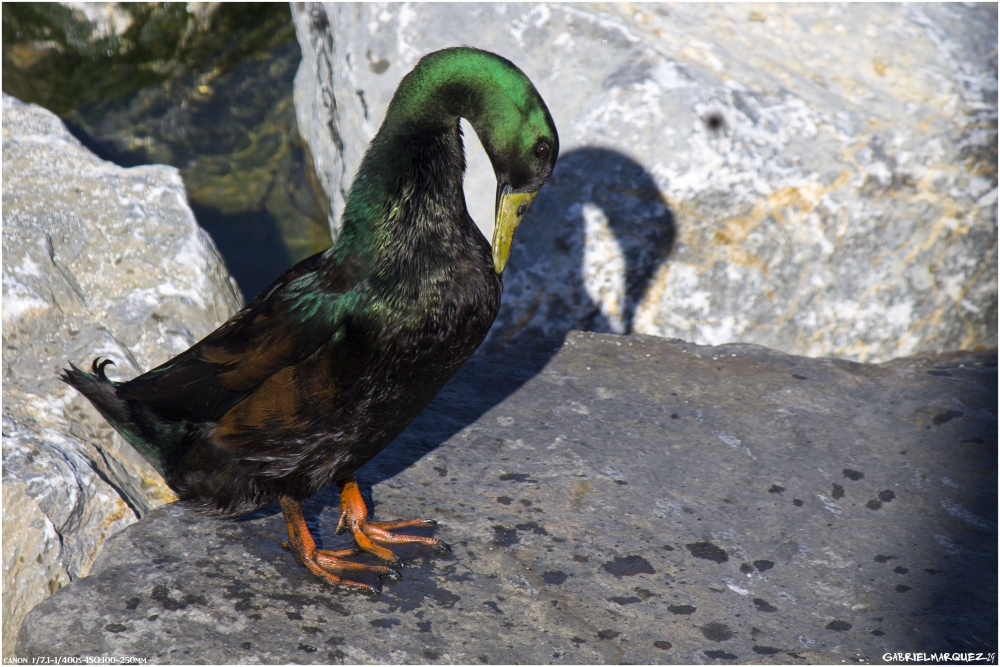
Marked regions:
[2,95,242,657]
[17,332,997,664]
[291,2,997,362]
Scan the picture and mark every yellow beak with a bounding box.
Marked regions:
[492,187,538,274]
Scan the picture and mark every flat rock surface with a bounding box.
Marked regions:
[17,332,997,664]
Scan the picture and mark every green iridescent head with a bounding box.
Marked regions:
[385,46,559,272]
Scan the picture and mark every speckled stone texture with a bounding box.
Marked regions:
[2,94,243,657]
[292,2,997,362]
[16,332,997,664]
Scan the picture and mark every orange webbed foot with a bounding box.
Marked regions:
[279,495,400,595]
[335,477,450,567]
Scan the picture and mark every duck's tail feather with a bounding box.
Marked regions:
[61,358,186,484]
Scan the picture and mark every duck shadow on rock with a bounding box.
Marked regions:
[486,146,677,351]
[358,146,677,491]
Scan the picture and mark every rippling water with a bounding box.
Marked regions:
[3,3,332,301]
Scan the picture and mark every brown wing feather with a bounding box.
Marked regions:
[196,315,300,391]
[204,324,369,458]
[213,366,305,444]
[116,250,359,423]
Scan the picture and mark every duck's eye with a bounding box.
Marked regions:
[535,141,549,158]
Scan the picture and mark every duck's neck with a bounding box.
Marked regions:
[335,119,476,289]
[334,54,507,289]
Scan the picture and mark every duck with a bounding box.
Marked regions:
[62,46,559,594]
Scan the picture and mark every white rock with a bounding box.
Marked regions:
[1,94,242,656]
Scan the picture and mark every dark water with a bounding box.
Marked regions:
[2,3,332,302]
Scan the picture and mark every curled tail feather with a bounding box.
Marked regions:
[92,357,116,382]
[61,357,184,483]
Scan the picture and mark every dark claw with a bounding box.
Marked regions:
[374,549,404,568]
[434,540,451,554]
[384,569,402,582]
[358,584,381,597]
